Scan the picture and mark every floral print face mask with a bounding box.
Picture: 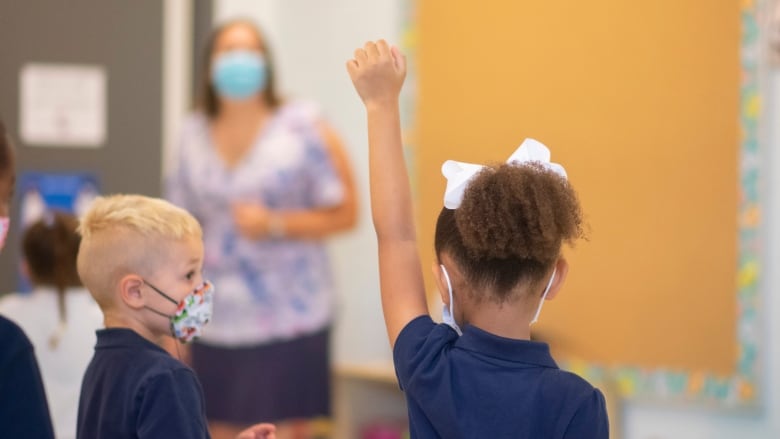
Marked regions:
[144,280,214,343]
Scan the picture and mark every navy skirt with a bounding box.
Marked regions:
[192,327,331,424]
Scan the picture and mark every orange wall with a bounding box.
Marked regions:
[416,1,739,374]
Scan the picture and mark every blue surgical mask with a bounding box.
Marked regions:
[440,265,462,336]
[211,50,267,100]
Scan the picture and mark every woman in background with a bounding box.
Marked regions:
[0,212,103,439]
[167,20,357,439]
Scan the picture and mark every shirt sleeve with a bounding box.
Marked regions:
[164,118,200,217]
[136,368,209,439]
[562,388,609,439]
[0,318,56,439]
[291,102,345,208]
[392,315,458,391]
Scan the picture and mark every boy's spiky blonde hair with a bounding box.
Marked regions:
[77,194,202,309]
[78,194,201,241]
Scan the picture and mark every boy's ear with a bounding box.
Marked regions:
[545,258,569,301]
[118,274,146,310]
[431,262,449,306]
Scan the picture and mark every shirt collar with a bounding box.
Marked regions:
[95,327,169,355]
[455,324,558,368]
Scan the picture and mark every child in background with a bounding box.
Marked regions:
[347,41,608,438]
[0,118,55,438]
[0,212,103,439]
[75,194,275,439]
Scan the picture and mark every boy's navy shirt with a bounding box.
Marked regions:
[0,315,55,439]
[394,315,609,439]
[77,328,210,439]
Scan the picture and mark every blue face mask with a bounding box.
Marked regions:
[211,50,267,100]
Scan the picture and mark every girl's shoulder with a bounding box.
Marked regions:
[0,314,32,352]
[539,366,602,402]
[0,291,46,313]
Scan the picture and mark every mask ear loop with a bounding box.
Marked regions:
[144,306,173,319]
[440,265,463,336]
[143,280,179,305]
[141,280,180,352]
[174,338,182,362]
[440,265,455,320]
[530,268,557,325]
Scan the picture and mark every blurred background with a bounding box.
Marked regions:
[1,0,779,438]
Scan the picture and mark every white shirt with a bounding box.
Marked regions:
[0,287,103,439]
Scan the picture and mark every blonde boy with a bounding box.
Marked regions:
[75,194,274,439]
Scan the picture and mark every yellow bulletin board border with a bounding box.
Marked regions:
[400,1,763,408]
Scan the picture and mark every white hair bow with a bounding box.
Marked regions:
[441,138,567,209]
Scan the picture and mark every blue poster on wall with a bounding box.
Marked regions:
[17,171,100,291]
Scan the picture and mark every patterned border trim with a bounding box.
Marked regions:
[400,0,763,408]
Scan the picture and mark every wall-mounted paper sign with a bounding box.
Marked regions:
[19,63,107,147]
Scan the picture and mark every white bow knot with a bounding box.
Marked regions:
[441,138,567,209]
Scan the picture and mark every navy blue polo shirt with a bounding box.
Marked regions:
[0,315,55,439]
[77,328,210,439]
[394,316,608,439]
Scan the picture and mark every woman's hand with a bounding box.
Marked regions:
[232,202,274,240]
[235,423,276,439]
[347,40,406,109]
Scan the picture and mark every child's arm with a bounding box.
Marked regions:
[347,41,428,348]
[236,423,276,439]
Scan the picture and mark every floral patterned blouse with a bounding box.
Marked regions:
[166,101,344,346]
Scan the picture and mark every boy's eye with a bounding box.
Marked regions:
[185,271,196,281]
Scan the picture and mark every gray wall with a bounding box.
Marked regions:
[0,0,164,291]
[192,0,214,105]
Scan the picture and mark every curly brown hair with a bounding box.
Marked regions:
[434,161,584,303]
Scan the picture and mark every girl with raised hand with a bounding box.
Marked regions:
[347,41,608,439]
